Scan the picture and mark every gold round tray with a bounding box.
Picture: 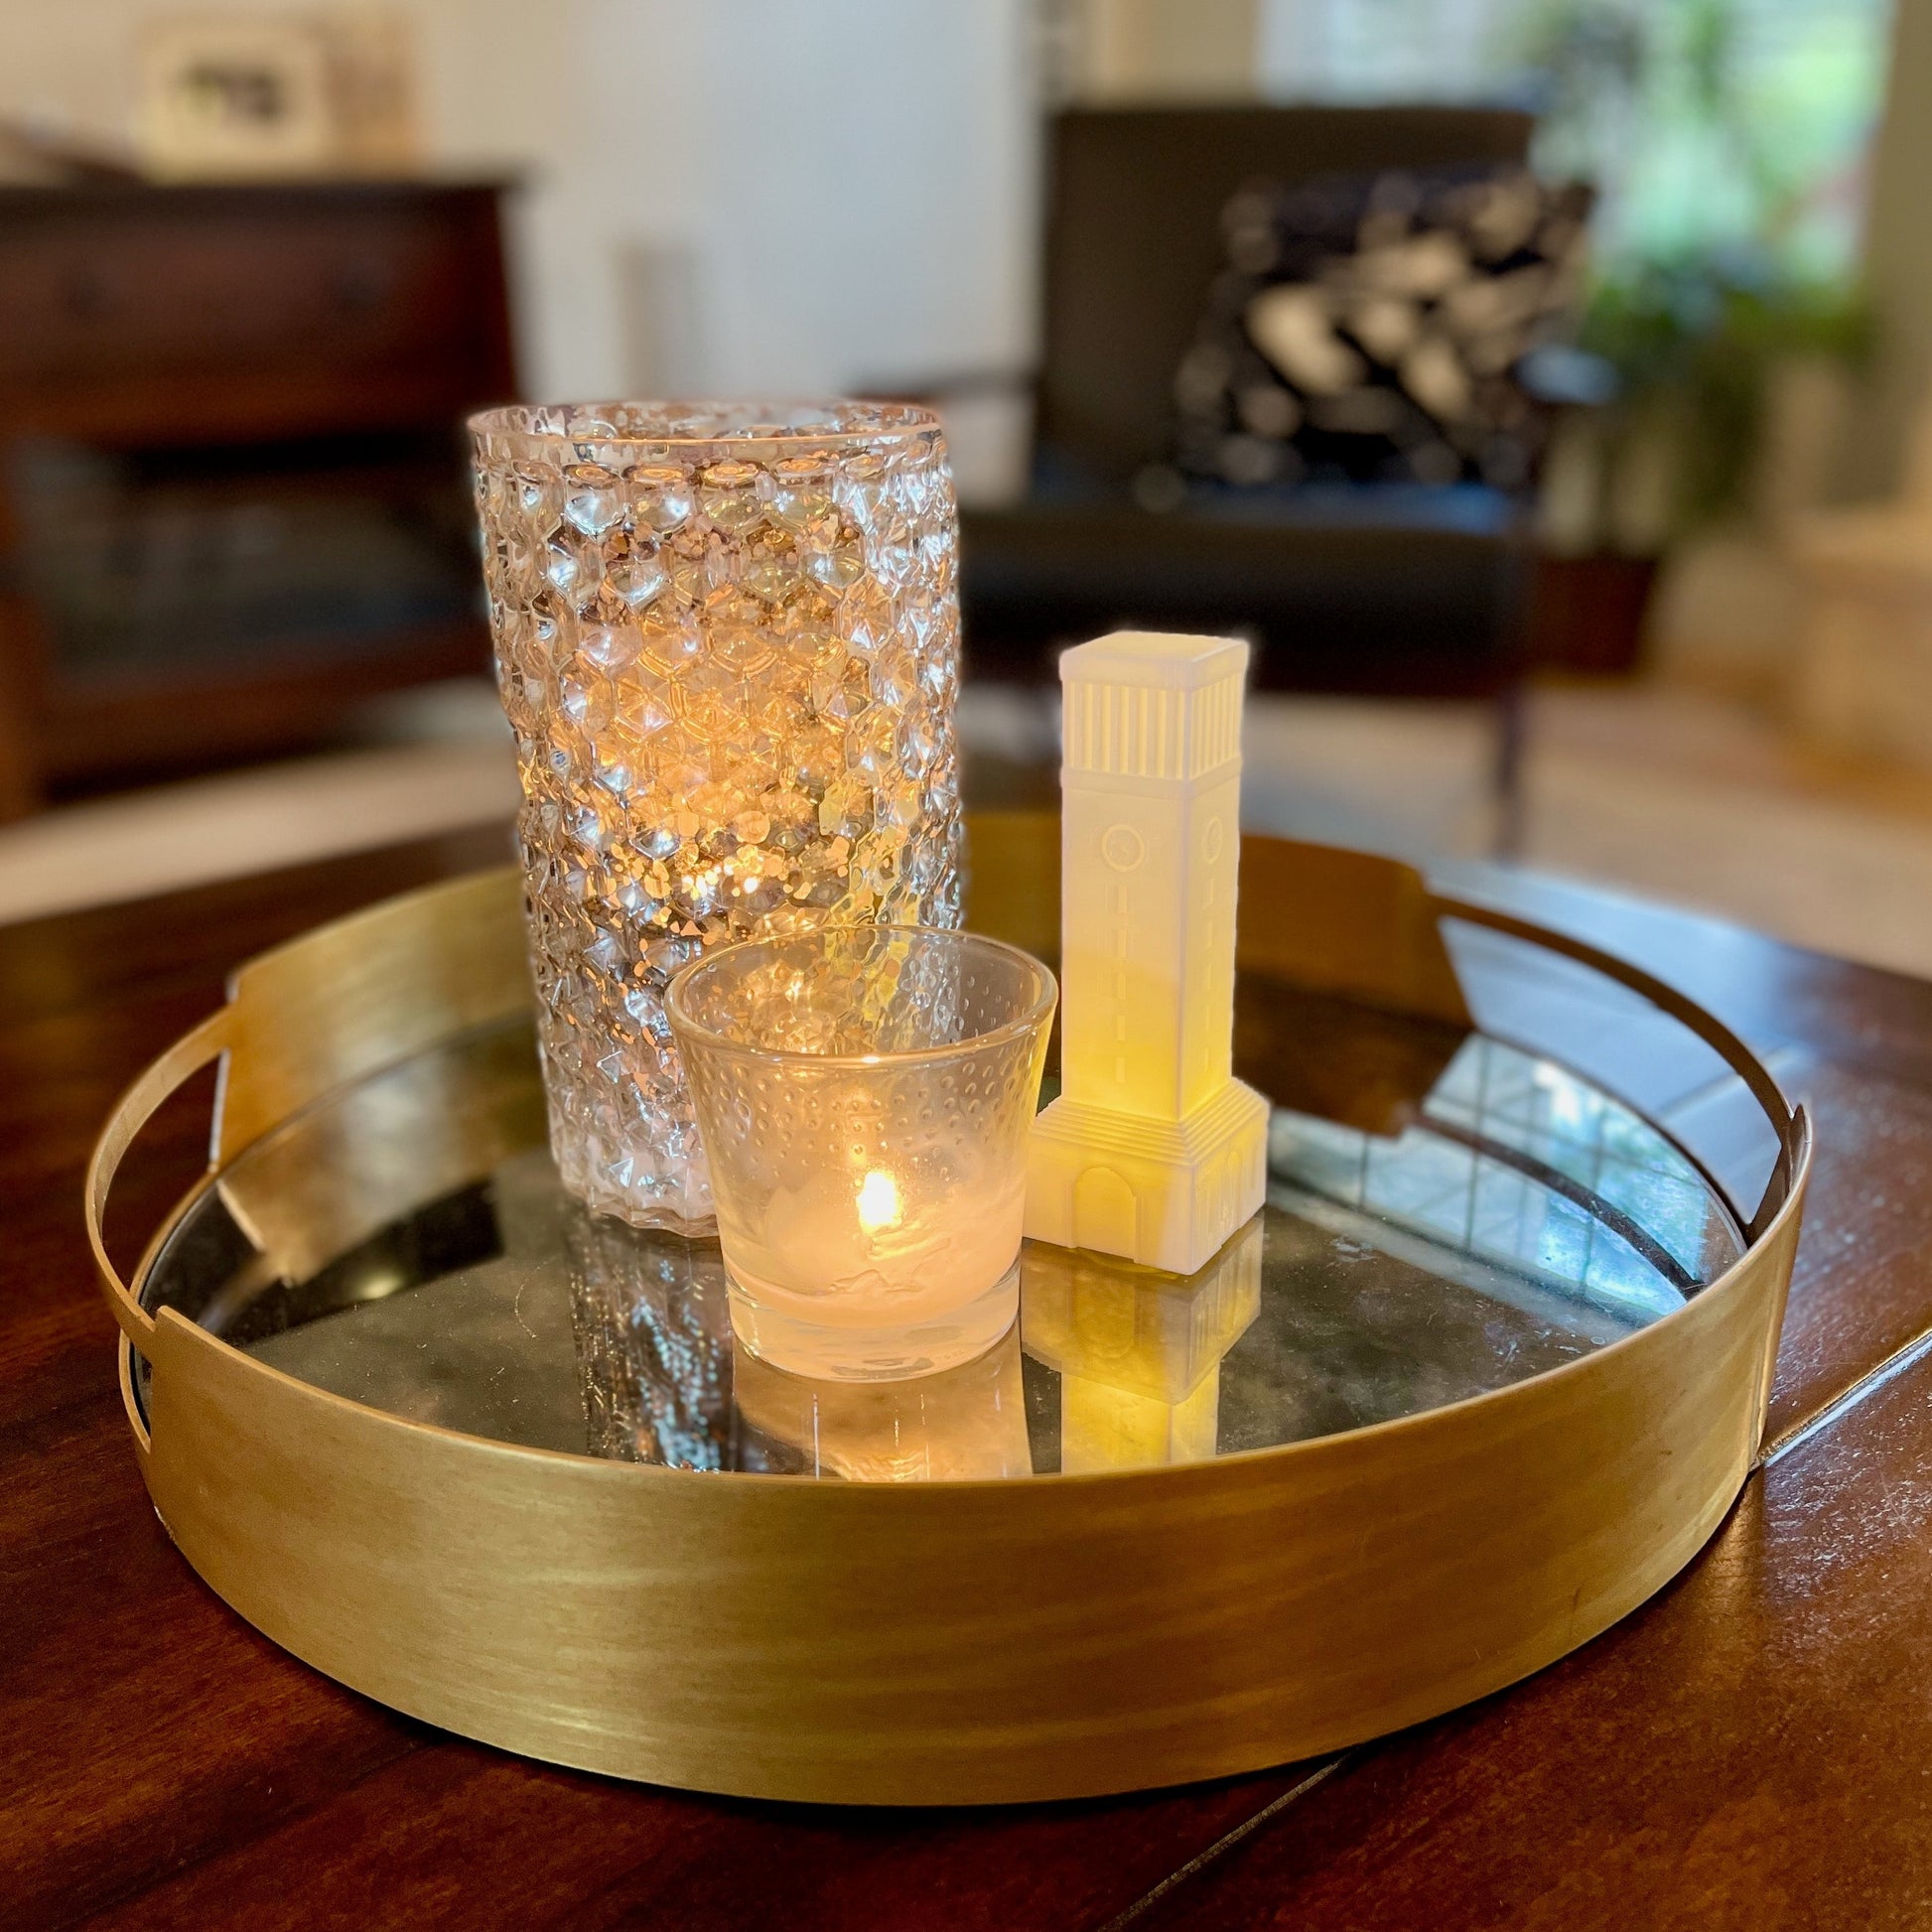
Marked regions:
[86,815,1809,1806]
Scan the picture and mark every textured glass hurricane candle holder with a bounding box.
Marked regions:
[470,401,964,1230]
[665,926,1056,1381]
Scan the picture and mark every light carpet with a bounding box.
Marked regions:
[3,680,1930,985]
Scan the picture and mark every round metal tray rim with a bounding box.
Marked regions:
[87,827,1817,1805]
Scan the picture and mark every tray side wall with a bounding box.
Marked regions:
[143,1173,1803,1807]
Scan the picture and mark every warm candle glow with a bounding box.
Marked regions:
[856,1169,902,1234]
[729,1163,1026,1324]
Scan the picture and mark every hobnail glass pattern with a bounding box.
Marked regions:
[564,1207,732,1468]
[471,402,964,1229]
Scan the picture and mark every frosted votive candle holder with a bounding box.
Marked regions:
[665,926,1055,1380]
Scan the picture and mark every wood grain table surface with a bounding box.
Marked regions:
[7,824,1932,1931]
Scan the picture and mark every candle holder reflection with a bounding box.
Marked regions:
[733,1327,1033,1481]
[562,1203,1032,1477]
[1021,1215,1263,1470]
[564,1205,733,1469]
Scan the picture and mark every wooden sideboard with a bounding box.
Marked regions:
[0,180,517,815]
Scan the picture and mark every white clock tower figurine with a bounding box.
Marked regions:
[1025,631,1269,1275]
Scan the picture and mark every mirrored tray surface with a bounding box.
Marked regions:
[143,963,1761,1483]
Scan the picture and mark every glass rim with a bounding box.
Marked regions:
[467,398,944,452]
[663,925,1057,1071]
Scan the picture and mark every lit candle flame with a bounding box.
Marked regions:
[856,1169,901,1234]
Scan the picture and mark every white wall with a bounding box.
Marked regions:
[534,0,1041,400]
[0,0,1041,405]
[1067,0,1261,100]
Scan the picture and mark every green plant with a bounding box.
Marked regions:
[1580,260,1872,531]
[1507,0,1884,542]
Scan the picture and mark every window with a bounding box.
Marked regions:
[1256,0,1894,280]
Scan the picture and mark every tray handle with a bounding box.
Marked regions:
[84,1007,233,1351]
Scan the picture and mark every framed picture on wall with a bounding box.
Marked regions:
[140,19,336,177]
[138,14,418,179]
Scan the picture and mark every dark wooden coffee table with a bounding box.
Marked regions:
[8,825,1931,1930]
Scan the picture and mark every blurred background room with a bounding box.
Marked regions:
[1,0,1928,973]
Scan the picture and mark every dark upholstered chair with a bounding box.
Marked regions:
[958,106,1547,838]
